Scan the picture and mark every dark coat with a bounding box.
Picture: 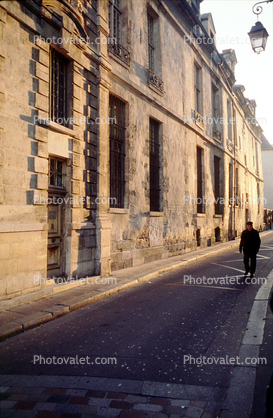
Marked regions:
[239,228,261,254]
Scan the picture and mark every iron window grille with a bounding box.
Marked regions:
[49,158,66,189]
[50,49,68,126]
[109,95,126,208]
[109,0,121,44]
[148,13,155,72]
[197,146,203,213]
[194,64,202,115]
[235,167,239,205]
[214,156,221,214]
[212,84,221,140]
[257,183,260,214]
[229,163,233,203]
[212,86,217,123]
[150,118,160,212]
[227,99,233,141]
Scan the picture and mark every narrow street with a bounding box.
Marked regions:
[1,232,273,417]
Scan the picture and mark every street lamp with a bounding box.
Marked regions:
[248,0,272,53]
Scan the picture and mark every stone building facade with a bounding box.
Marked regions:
[0,0,264,302]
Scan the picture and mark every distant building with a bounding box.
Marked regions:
[261,134,273,209]
[0,0,264,302]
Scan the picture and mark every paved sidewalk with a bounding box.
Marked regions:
[0,374,222,418]
[1,231,273,342]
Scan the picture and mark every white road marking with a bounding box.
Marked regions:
[164,284,240,290]
[211,263,245,273]
[256,254,270,259]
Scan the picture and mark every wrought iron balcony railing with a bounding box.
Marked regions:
[147,70,164,94]
[213,128,222,142]
[191,109,204,128]
[108,42,130,66]
[226,138,234,152]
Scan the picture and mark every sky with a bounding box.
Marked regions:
[200,0,273,144]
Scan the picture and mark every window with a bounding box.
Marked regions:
[227,99,232,141]
[50,49,68,126]
[255,143,259,172]
[194,64,202,115]
[148,13,154,72]
[257,183,260,214]
[197,147,204,213]
[49,158,65,189]
[109,0,121,44]
[212,85,217,124]
[229,163,233,203]
[235,167,239,205]
[109,95,126,208]
[211,83,221,141]
[234,112,238,147]
[150,118,161,212]
[214,156,221,214]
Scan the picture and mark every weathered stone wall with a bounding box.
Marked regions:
[0,0,99,300]
[0,0,265,301]
[107,0,264,271]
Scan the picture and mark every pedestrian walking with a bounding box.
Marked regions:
[239,221,261,278]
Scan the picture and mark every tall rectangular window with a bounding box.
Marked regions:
[229,163,233,203]
[50,49,68,126]
[211,84,222,140]
[255,143,259,172]
[109,95,126,208]
[227,99,232,141]
[148,13,154,72]
[150,118,160,212]
[235,167,239,205]
[194,64,202,115]
[197,146,203,213]
[109,0,121,44]
[214,156,221,214]
[212,85,217,125]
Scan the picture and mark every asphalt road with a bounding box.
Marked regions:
[1,233,273,410]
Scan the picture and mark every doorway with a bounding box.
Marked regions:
[47,199,64,278]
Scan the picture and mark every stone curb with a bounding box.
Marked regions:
[1,230,272,342]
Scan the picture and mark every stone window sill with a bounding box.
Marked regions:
[150,211,164,217]
[36,118,76,137]
[109,208,129,214]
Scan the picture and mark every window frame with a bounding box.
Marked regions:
[197,146,204,214]
[149,118,161,212]
[148,13,155,73]
[109,0,121,45]
[214,156,221,215]
[109,94,126,209]
[194,63,202,116]
[50,48,69,127]
[227,99,233,141]
[49,157,66,191]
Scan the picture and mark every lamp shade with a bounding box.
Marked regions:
[248,21,269,53]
